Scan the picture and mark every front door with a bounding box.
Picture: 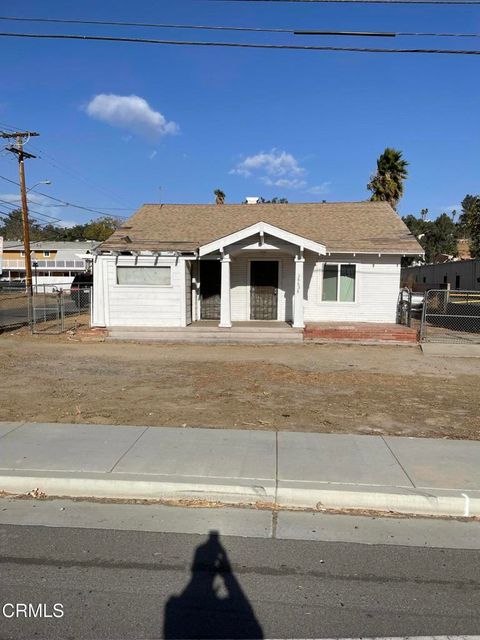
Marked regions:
[250,261,279,320]
[200,261,221,320]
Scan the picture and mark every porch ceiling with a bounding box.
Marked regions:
[198,221,327,257]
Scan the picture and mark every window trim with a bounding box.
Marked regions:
[43,251,51,257]
[115,265,173,288]
[321,262,357,303]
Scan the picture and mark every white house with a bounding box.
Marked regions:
[91,201,423,331]
[0,240,99,292]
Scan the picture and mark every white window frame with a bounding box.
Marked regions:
[321,262,357,303]
[115,265,173,288]
[43,251,51,257]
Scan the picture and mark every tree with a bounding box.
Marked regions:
[0,212,120,243]
[402,212,459,263]
[0,209,46,241]
[259,197,288,204]
[243,196,289,204]
[80,216,120,241]
[367,148,409,209]
[214,189,226,205]
[460,194,480,257]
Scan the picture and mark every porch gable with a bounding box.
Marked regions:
[198,221,327,257]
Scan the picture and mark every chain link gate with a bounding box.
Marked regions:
[420,289,480,343]
[30,285,91,334]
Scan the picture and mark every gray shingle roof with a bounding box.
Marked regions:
[100,201,423,255]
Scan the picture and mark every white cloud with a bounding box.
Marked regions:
[262,177,307,189]
[85,94,179,138]
[230,149,330,195]
[0,193,79,226]
[230,149,305,180]
[0,192,53,212]
[441,204,461,214]
[56,219,78,229]
[149,150,158,160]
[306,182,331,196]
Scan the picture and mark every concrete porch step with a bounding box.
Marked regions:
[107,325,304,344]
[107,333,303,344]
[109,324,302,334]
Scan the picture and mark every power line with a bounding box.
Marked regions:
[208,0,480,5]
[29,144,134,209]
[0,173,120,217]
[1,31,480,54]
[1,120,133,209]
[1,16,480,38]
[0,197,63,223]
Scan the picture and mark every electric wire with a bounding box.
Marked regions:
[1,16,479,38]
[0,16,480,38]
[1,31,480,54]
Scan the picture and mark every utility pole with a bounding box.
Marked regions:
[0,131,40,294]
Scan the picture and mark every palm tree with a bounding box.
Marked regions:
[367,148,409,210]
[214,189,226,205]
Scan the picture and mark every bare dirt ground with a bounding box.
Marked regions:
[1,332,479,439]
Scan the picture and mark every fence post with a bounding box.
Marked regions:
[60,291,65,332]
[28,290,34,333]
[420,290,428,341]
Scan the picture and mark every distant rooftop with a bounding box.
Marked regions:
[2,240,100,252]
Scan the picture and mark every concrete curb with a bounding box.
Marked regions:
[276,484,480,518]
[1,471,479,518]
[0,471,276,505]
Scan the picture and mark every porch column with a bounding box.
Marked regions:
[293,250,305,329]
[219,253,232,328]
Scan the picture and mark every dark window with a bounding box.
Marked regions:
[455,275,461,289]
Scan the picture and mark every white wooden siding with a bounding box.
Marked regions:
[304,252,401,323]
[92,250,402,328]
[185,261,192,325]
[92,255,186,327]
[230,250,295,321]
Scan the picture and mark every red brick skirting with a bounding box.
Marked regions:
[304,322,419,343]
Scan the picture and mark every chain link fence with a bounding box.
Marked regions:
[420,289,480,343]
[30,284,91,334]
[0,285,31,331]
[0,283,91,334]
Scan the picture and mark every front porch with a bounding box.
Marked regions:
[108,320,304,344]
[107,321,418,345]
[190,221,327,330]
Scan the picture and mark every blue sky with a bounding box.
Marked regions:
[0,0,479,226]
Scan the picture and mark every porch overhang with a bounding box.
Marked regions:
[198,221,327,257]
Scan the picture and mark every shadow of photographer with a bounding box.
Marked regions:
[164,530,264,639]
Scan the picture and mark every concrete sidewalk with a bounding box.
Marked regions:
[0,422,479,518]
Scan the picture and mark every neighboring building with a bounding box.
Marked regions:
[402,258,480,291]
[91,201,423,329]
[0,240,99,291]
[433,238,472,264]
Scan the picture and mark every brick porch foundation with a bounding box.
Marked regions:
[304,322,419,344]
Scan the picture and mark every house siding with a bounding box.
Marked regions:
[304,253,401,323]
[93,251,402,328]
[92,255,186,327]
[230,250,295,322]
[185,261,192,325]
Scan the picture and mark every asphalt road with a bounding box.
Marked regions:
[1,522,479,640]
[0,301,82,329]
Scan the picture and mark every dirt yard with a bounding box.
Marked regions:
[1,332,479,439]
